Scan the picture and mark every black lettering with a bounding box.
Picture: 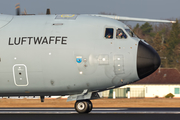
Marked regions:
[28,37,33,45]
[55,36,61,44]
[62,37,67,45]
[42,37,48,44]
[8,36,67,45]
[34,37,42,44]
[21,37,27,45]
[14,37,21,45]
[49,36,55,44]
[8,38,14,45]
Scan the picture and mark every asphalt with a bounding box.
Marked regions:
[0,108,180,120]
[0,108,180,114]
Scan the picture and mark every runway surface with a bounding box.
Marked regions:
[0,108,180,114]
[0,108,180,120]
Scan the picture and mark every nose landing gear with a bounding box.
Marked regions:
[75,100,93,113]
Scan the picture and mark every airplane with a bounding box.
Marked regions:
[0,4,176,113]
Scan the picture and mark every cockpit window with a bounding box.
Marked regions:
[116,29,127,39]
[105,28,114,39]
[125,29,137,37]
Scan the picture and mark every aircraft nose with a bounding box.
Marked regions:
[137,40,161,79]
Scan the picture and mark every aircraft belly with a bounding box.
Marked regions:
[0,50,133,95]
[0,72,44,93]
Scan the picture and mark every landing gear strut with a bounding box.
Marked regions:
[40,96,44,102]
[75,100,93,113]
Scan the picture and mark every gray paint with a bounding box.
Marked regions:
[0,14,140,97]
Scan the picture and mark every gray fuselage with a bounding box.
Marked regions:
[0,14,159,97]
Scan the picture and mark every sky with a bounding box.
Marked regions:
[0,0,180,26]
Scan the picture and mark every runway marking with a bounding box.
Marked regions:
[94,109,127,110]
[0,108,126,111]
[0,109,74,111]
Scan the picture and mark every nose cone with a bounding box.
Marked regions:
[137,40,161,79]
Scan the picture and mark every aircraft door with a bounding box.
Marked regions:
[13,64,29,86]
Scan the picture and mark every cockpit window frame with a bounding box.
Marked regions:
[125,29,137,38]
[116,28,128,39]
[104,28,114,39]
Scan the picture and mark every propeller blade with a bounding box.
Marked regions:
[91,14,176,23]
[46,8,51,15]
[15,3,20,15]
[23,8,27,15]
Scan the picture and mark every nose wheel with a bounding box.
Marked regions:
[75,100,93,113]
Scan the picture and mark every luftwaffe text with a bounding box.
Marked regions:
[8,36,67,45]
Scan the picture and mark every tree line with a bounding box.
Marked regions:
[132,19,180,70]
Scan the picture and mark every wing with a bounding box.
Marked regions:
[90,14,176,23]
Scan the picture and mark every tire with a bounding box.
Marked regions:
[75,101,89,114]
[86,100,93,112]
